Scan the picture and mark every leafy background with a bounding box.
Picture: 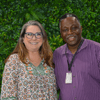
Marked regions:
[0,0,100,97]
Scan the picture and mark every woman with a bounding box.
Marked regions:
[1,20,57,100]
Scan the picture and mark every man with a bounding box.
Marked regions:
[53,13,100,100]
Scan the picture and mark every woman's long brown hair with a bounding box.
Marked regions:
[5,20,53,67]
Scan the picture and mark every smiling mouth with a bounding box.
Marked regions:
[30,42,38,45]
[67,36,75,41]
[68,36,74,39]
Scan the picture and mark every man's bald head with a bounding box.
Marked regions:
[59,13,81,28]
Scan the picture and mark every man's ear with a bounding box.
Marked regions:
[59,23,61,32]
[60,32,63,38]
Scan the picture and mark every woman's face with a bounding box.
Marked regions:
[23,25,43,52]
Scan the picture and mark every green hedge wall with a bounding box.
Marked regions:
[0,0,100,93]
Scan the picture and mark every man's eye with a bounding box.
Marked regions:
[62,29,68,32]
[72,27,78,30]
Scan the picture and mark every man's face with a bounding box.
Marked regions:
[60,17,82,47]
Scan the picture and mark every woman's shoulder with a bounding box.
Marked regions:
[46,65,54,73]
[9,53,19,60]
[6,53,19,64]
[9,53,19,59]
[3,54,21,75]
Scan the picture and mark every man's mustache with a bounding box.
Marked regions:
[66,34,76,39]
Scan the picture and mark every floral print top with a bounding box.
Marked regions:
[1,54,57,100]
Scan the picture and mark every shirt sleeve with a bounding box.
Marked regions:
[95,46,100,65]
[1,54,19,100]
[97,50,100,70]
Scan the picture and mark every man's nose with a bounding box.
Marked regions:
[67,29,72,34]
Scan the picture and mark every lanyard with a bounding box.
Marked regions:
[65,39,84,71]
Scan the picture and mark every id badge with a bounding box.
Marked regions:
[65,72,72,84]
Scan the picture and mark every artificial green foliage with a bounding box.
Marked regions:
[0,0,100,93]
[49,35,64,51]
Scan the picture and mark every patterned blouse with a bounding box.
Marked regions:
[1,54,57,100]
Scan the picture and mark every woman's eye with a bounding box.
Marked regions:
[27,33,32,36]
[36,32,41,36]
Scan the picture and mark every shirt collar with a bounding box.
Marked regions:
[26,57,44,65]
[62,38,88,55]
